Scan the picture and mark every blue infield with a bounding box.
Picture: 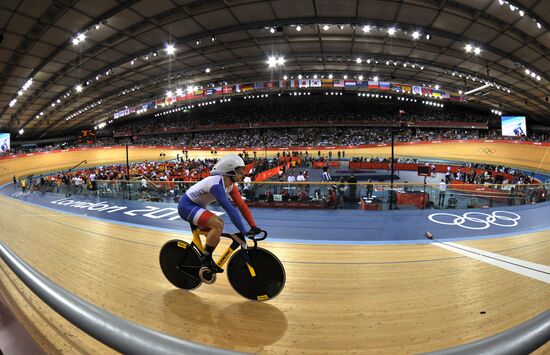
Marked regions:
[2,183,549,245]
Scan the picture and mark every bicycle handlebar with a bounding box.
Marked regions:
[219,229,268,249]
[249,229,267,241]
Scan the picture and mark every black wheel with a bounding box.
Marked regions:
[159,240,203,290]
[227,248,285,301]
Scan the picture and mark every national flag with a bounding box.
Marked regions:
[194,89,204,97]
[421,87,432,96]
[241,83,254,92]
[368,81,379,89]
[289,80,297,88]
[205,88,215,96]
[223,85,233,93]
[265,81,274,89]
[449,93,461,101]
[253,82,264,89]
[321,79,333,87]
[391,83,402,92]
[402,85,412,93]
[156,99,164,106]
[432,91,442,98]
[344,80,357,87]
[412,86,422,95]
[299,79,310,88]
[310,79,321,87]
[333,79,345,87]
[357,81,368,88]
[379,82,390,91]
[442,91,450,99]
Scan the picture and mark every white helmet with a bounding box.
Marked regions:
[211,154,245,176]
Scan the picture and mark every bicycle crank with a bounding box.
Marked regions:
[199,267,217,284]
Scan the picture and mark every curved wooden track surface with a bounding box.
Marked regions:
[1,196,549,353]
[0,142,549,353]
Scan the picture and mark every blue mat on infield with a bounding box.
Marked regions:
[2,183,549,244]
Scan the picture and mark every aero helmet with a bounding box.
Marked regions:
[211,154,245,176]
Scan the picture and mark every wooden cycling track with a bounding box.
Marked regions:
[0,141,549,354]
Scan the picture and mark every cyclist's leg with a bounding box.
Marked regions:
[178,198,224,272]
[202,214,224,253]
[199,213,225,272]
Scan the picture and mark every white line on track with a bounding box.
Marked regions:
[434,241,550,284]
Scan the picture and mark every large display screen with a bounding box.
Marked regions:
[0,133,10,152]
[501,116,527,137]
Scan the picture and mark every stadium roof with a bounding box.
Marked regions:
[1,0,549,139]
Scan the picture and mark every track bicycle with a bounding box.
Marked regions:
[160,224,285,301]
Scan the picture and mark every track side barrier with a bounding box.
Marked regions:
[423,309,550,355]
[0,240,245,355]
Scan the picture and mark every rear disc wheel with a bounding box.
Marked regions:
[159,240,203,290]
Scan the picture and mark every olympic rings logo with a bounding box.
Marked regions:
[477,147,496,154]
[428,211,521,230]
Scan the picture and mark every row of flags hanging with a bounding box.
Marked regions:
[114,80,464,119]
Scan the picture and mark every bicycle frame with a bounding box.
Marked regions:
[190,228,256,277]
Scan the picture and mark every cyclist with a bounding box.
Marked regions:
[178,154,260,273]
[513,123,525,136]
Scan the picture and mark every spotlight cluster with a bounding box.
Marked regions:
[8,78,33,108]
[422,100,444,108]
[496,0,545,31]
[267,56,285,67]
[464,43,482,55]
[244,94,269,99]
[197,100,216,106]
[523,68,542,82]
[397,97,418,102]
[71,20,106,46]
[64,100,103,121]
[155,105,194,117]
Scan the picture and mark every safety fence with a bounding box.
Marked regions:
[17,179,550,211]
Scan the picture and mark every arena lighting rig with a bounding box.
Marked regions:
[463,84,491,96]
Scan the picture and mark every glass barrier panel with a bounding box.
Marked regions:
[16,177,550,211]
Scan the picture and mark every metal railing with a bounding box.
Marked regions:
[424,309,550,355]
[0,239,244,355]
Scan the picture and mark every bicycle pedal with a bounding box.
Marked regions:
[199,267,217,284]
[200,257,224,274]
